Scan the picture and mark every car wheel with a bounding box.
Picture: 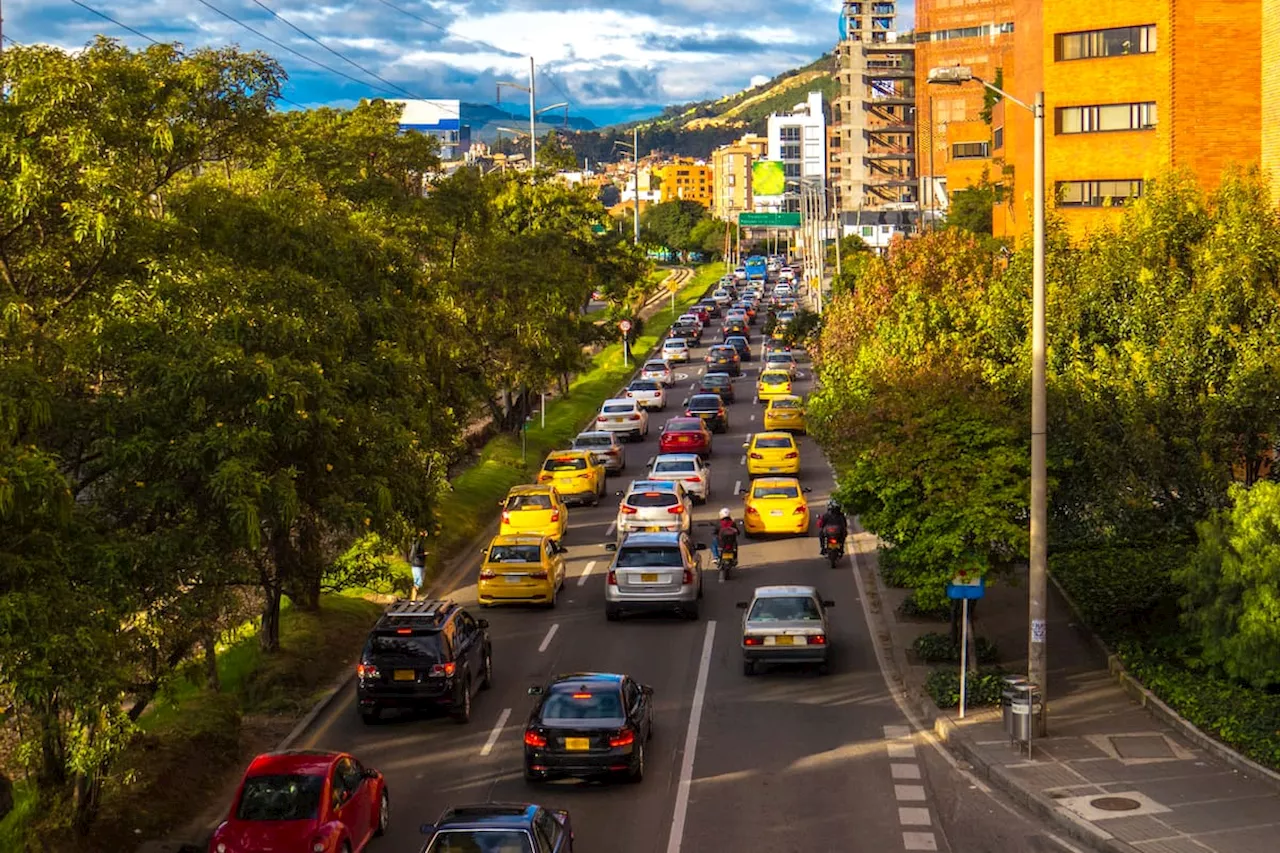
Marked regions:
[605,605,621,622]
[627,742,646,783]
[451,679,472,724]
[743,659,756,677]
[817,662,831,676]
[547,583,558,609]
[359,706,381,725]
[480,648,494,690]
[375,789,390,836]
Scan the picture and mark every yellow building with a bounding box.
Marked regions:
[655,160,713,206]
[1264,0,1280,205]
[712,143,754,222]
[995,0,1264,240]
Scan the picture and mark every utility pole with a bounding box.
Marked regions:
[633,126,640,245]
[528,57,537,171]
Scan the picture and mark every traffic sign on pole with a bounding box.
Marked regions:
[619,320,632,333]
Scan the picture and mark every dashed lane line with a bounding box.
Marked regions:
[664,621,717,853]
[885,725,938,851]
[537,623,559,653]
[733,479,742,495]
[578,560,596,586]
[479,708,511,756]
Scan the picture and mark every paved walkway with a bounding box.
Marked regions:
[855,527,1280,853]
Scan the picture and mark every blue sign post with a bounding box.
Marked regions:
[947,572,986,718]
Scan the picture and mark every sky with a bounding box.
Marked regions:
[7,0,915,126]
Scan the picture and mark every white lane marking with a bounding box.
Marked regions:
[665,620,716,853]
[605,520,617,537]
[884,725,911,739]
[578,560,596,586]
[887,743,915,759]
[750,414,756,421]
[895,785,927,801]
[537,623,559,653]
[903,832,939,851]
[739,455,746,465]
[891,763,921,780]
[733,480,742,495]
[898,807,932,826]
[479,707,511,756]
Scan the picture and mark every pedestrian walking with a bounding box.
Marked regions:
[408,532,427,600]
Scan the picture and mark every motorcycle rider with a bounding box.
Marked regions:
[816,499,848,555]
[713,507,741,564]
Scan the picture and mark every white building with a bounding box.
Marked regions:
[391,99,470,161]
[764,91,828,214]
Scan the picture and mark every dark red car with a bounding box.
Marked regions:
[210,750,388,853]
[659,417,712,458]
[689,305,711,325]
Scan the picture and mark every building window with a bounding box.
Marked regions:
[951,142,989,159]
[993,127,1004,150]
[783,163,802,178]
[1056,179,1144,207]
[1056,102,1157,134]
[781,144,801,160]
[781,126,801,141]
[1056,25,1156,61]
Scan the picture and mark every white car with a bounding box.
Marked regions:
[594,398,649,442]
[712,289,733,306]
[614,479,692,544]
[764,351,798,377]
[661,338,691,364]
[646,453,711,503]
[774,283,793,298]
[641,359,674,386]
[626,378,667,411]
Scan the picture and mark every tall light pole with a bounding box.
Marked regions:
[497,57,537,171]
[929,65,1047,735]
[613,132,642,244]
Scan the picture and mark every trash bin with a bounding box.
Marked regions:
[1010,682,1042,744]
[1001,675,1028,738]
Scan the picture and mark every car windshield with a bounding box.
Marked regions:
[616,545,683,567]
[235,774,324,821]
[663,341,686,349]
[629,380,659,391]
[771,399,800,410]
[726,337,748,346]
[543,456,587,472]
[700,379,727,390]
[488,545,541,563]
[752,484,800,499]
[749,596,821,622]
[427,830,535,853]
[506,493,552,510]
[761,373,788,385]
[665,418,704,432]
[368,633,444,661]
[542,688,623,720]
[755,436,794,449]
[602,403,634,414]
[653,460,696,474]
[626,491,679,508]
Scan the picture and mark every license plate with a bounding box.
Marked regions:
[773,636,795,646]
[645,525,662,532]
[394,669,415,681]
[504,575,523,583]
[771,509,784,516]
[565,738,590,751]
[640,572,659,582]
[612,417,624,423]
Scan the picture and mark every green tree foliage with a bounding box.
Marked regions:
[641,200,710,258]
[945,184,996,236]
[536,132,580,171]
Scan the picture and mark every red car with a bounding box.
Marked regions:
[210,750,388,853]
[689,305,711,325]
[659,417,712,458]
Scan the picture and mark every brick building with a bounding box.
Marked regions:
[655,160,713,207]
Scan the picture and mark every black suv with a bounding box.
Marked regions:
[356,599,492,725]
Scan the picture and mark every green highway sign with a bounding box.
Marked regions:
[738,212,802,228]
[591,224,607,234]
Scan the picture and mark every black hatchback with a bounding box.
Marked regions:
[698,372,736,403]
[685,393,728,433]
[419,803,574,852]
[522,673,654,784]
[355,599,493,725]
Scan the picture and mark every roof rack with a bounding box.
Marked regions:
[384,599,455,619]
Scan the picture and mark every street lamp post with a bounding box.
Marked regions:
[929,65,1047,735]
[613,133,641,245]
[497,57,538,171]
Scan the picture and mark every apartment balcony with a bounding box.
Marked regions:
[865,123,915,135]
[864,151,914,161]
[864,96,914,107]
[864,68,913,80]
[866,176,916,188]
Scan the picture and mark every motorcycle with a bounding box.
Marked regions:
[821,528,845,568]
[717,542,738,579]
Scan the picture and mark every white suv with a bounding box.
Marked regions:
[594,398,649,442]
[661,338,691,364]
[614,479,692,544]
[626,378,666,411]
[641,359,674,387]
[646,453,711,503]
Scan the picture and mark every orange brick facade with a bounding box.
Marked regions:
[993,0,1265,241]
[1264,0,1280,205]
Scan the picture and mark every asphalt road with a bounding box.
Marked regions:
[289,301,1081,853]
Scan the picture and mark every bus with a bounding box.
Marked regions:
[744,256,767,281]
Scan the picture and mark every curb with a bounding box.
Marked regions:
[1047,573,1280,796]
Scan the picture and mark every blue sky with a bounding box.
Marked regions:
[8,0,915,126]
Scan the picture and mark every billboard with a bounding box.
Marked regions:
[752,160,786,196]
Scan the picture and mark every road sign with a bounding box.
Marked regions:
[738,212,802,228]
[666,278,681,292]
[946,572,986,600]
[619,320,632,332]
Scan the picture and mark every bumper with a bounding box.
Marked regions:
[547,481,597,501]
[616,520,685,541]
[744,515,809,535]
[604,594,699,615]
[478,579,555,605]
[500,522,564,540]
[525,746,637,778]
[358,681,456,710]
[743,645,829,665]
[746,460,800,476]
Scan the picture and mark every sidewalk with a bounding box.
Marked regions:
[853,527,1280,853]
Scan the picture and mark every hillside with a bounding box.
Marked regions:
[465,103,596,140]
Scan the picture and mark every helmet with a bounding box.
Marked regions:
[827,499,841,512]
[719,507,732,519]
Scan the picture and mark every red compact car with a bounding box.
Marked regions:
[690,306,711,325]
[659,417,712,458]
[210,750,388,853]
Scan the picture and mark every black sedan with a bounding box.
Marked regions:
[523,673,654,783]
[698,372,736,403]
[419,802,573,852]
[685,393,728,433]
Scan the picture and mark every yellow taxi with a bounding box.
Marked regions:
[477,534,566,608]
[762,395,807,433]
[756,369,793,401]
[743,477,810,537]
[498,484,568,542]
[744,432,801,477]
[536,450,606,506]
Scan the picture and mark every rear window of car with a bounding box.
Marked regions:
[573,436,611,449]
[752,484,800,499]
[368,633,445,661]
[665,418,704,432]
[616,545,683,566]
[602,403,635,414]
[629,380,659,391]
[427,831,535,853]
[236,774,324,821]
[626,491,679,508]
[644,361,668,371]
[770,399,800,410]
[689,396,721,409]
[488,545,541,563]
[663,340,686,348]
[506,493,552,510]
[755,436,794,448]
[726,337,748,345]
[748,596,821,622]
[540,689,623,720]
[652,459,696,474]
[544,456,587,471]
[761,373,789,384]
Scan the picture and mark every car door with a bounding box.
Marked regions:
[452,614,479,690]
[544,539,564,587]
[624,678,651,741]
[533,809,566,852]
[330,757,369,845]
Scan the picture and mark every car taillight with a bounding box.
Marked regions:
[743,637,763,646]
[687,476,701,483]
[597,415,607,421]
[502,511,511,524]
[808,634,827,645]
[609,728,636,748]
[749,452,763,459]
[793,506,807,515]
[629,414,641,421]
[682,568,694,585]
[430,662,457,678]
[479,568,497,580]
[621,505,638,514]
[538,473,552,482]
[524,729,547,748]
[784,452,798,459]
[530,570,549,579]
[356,663,380,679]
[668,505,685,515]
[607,570,618,585]
[550,510,560,521]
[747,506,760,514]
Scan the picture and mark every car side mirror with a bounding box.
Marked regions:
[736,601,749,609]
[803,487,813,493]
[823,600,835,607]
[420,823,436,835]
[642,684,654,695]
[614,490,623,496]
[604,543,618,552]
[528,685,545,696]
[694,543,707,551]
[478,618,490,629]
[363,767,380,779]
[741,443,749,448]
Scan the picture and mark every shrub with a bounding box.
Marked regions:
[1051,545,1187,641]
[898,592,951,622]
[912,631,999,665]
[924,666,1007,708]
[879,547,912,588]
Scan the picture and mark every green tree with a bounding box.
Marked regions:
[640,199,709,258]
[536,132,580,171]
[689,217,730,257]
[945,184,996,236]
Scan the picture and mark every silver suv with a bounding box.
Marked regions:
[613,479,691,544]
[603,531,706,621]
[572,431,626,474]
[737,585,835,676]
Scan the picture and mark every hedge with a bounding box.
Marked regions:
[912,631,999,665]
[1050,545,1187,641]
[924,666,1007,709]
